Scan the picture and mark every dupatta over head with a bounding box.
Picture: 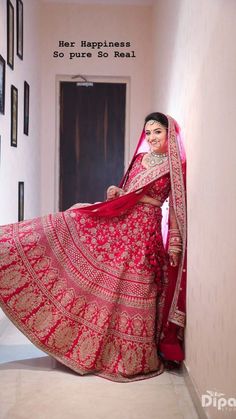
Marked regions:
[75,114,187,362]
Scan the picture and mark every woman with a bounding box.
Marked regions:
[0,112,187,382]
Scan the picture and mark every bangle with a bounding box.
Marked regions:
[169,238,182,246]
[168,228,182,253]
[168,247,182,254]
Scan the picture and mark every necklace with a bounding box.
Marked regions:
[145,151,168,167]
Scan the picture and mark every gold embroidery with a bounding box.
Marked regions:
[167,116,187,322]
[48,320,78,351]
[131,315,144,336]
[121,344,143,375]
[75,330,100,367]
[0,265,27,295]
[169,309,185,327]
[101,341,117,369]
[118,312,129,333]
[127,160,169,192]
[8,285,43,318]
[96,307,109,327]
[70,296,86,315]
[27,305,60,338]
[144,344,159,371]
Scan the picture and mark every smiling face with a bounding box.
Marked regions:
[145,120,168,154]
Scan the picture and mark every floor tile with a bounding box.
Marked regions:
[0,316,199,419]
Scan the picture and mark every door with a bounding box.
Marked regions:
[59,82,126,211]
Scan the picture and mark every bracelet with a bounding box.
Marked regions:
[168,227,182,254]
[168,247,182,254]
[169,229,182,242]
[169,238,182,246]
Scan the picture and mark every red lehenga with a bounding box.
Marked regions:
[0,115,187,382]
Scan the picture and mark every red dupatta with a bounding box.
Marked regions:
[74,115,187,362]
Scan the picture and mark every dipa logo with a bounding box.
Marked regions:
[201,391,236,411]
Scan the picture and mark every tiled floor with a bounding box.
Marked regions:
[0,315,199,419]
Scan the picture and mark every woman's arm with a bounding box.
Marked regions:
[168,192,182,267]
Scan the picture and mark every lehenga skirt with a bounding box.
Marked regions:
[0,202,168,382]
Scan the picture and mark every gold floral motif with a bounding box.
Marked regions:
[18,223,34,233]
[121,344,143,375]
[33,257,50,271]
[84,303,98,321]
[0,266,28,294]
[70,296,86,315]
[118,312,129,333]
[110,311,118,329]
[60,289,75,307]
[0,241,12,256]
[131,315,144,336]
[27,304,60,338]
[26,245,45,260]
[48,320,78,351]
[100,340,117,369]
[42,269,59,287]
[79,337,98,365]
[20,232,40,246]
[51,279,67,297]
[96,307,109,327]
[8,285,43,318]
[74,330,100,367]
[144,344,159,371]
[145,316,155,337]
[0,225,12,236]
[0,251,18,268]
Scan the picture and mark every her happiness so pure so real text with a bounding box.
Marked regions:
[53,40,136,59]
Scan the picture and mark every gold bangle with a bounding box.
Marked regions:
[168,246,182,254]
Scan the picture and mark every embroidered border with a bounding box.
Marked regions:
[167,116,187,324]
[127,160,170,193]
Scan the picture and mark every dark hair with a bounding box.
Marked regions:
[144,112,168,129]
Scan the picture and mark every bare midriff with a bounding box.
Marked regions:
[138,195,162,207]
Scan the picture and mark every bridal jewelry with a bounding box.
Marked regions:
[145,151,168,167]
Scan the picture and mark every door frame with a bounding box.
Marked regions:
[55,75,130,212]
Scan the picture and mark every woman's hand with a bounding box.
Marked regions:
[168,251,181,267]
[106,185,124,201]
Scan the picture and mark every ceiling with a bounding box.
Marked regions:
[41,0,155,5]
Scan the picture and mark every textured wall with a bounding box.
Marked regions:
[0,0,41,225]
[152,1,236,417]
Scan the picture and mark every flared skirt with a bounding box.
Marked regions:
[0,203,168,381]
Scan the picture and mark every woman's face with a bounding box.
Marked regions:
[145,120,168,154]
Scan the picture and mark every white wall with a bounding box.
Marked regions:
[152,1,236,418]
[40,3,154,214]
[0,0,41,225]
[0,0,42,322]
